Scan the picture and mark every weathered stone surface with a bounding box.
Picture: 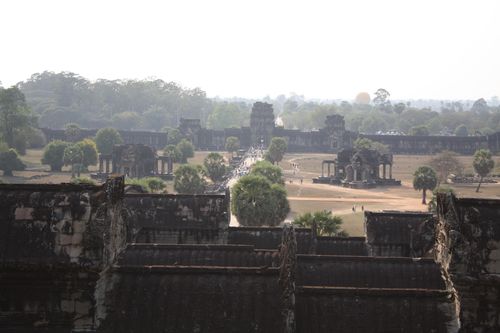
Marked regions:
[436,194,500,332]
[3,181,499,332]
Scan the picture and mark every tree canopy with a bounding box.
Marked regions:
[231,175,290,226]
[266,137,287,165]
[0,87,37,153]
[174,164,206,194]
[292,211,347,236]
[95,128,123,154]
[473,149,495,192]
[76,139,98,168]
[0,149,26,176]
[176,139,194,163]
[225,136,240,156]
[18,71,212,130]
[413,166,438,204]
[250,160,284,185]
[353,137,389,154]
[203,152,227,182]
[163,144,182,163]
[428,150,463,184]
[42,140,70,171]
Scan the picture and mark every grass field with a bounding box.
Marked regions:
[2,149,499,237]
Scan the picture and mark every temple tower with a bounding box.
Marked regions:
[324,114,346,151]
[250,102,275,147]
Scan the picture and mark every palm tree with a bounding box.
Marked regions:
[292,210,346,236]
[413,166,437,204]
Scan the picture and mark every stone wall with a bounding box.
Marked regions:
[41,112,500,155]
[97,266,283,333]
[123,193,230,244]
[435,194,500,332]
[0,177,126,332]
[365,211,436,257]
[296,287,456,333]
[297,255,445,289]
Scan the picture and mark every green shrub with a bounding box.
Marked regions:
[125,178,151,192]
[70,177,97,185]
[143,177,167,193]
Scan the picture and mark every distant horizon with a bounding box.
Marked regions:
[1,70,498,103]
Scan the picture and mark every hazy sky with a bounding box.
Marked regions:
[1,0,499,100]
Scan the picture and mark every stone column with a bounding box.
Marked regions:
[105,159,110,174]
[383,164,386,179]
[99,156,103,173]
[161,160,165,175]
[389,164,393,179]
[354,169,357,181]
[167,159,173,174]
[321,163,324,177]
[327,163,331,177]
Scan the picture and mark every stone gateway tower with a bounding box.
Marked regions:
[323,114,346,151]
[250,102,275,147]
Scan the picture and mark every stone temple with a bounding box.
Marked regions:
[1,177,499,332]
[313,147,401,188]
[41,102,500,155]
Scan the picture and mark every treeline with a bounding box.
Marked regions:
[276,91,500,135]
[6,72,500,136]
[16,71,251,130]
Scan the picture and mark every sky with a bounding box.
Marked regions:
[1,0,499,101]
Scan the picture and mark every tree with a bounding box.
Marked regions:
[163,127,182,145]
[393,102,406,115]
[41,140,70,171]
[111,111,141,130]
[0,149,26,176]
[471,98,488,114]
[143,177,167,193]
[428,150,463,184]
[176,139,194,163]
[164,144,182,163]
[225,136,240,157]
[95,128,123,154]
[0,87,35,149]
[473,149,495,192]
[409,125,430,136]
[63,144,84,178]
[292,211,346,236]
[76,138,98,169]
[373,88,390,106]
[174,164,206,194]
[203,152,227,182]
[454,124,468,137]
[266,137,287,165]
[413,166,438,204]
[64,123,82,142]
[353,137,389,154]
[231,175,290,226]
[250,160,284,185]
[206,102,250,130]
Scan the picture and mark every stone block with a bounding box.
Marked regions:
[61,299,75,312]
[73,221,86,233]
[15,207,34,220]
[74,301,92,315]
[69,246,83,261]
[59,234,73,246]
[72,232,83,245]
